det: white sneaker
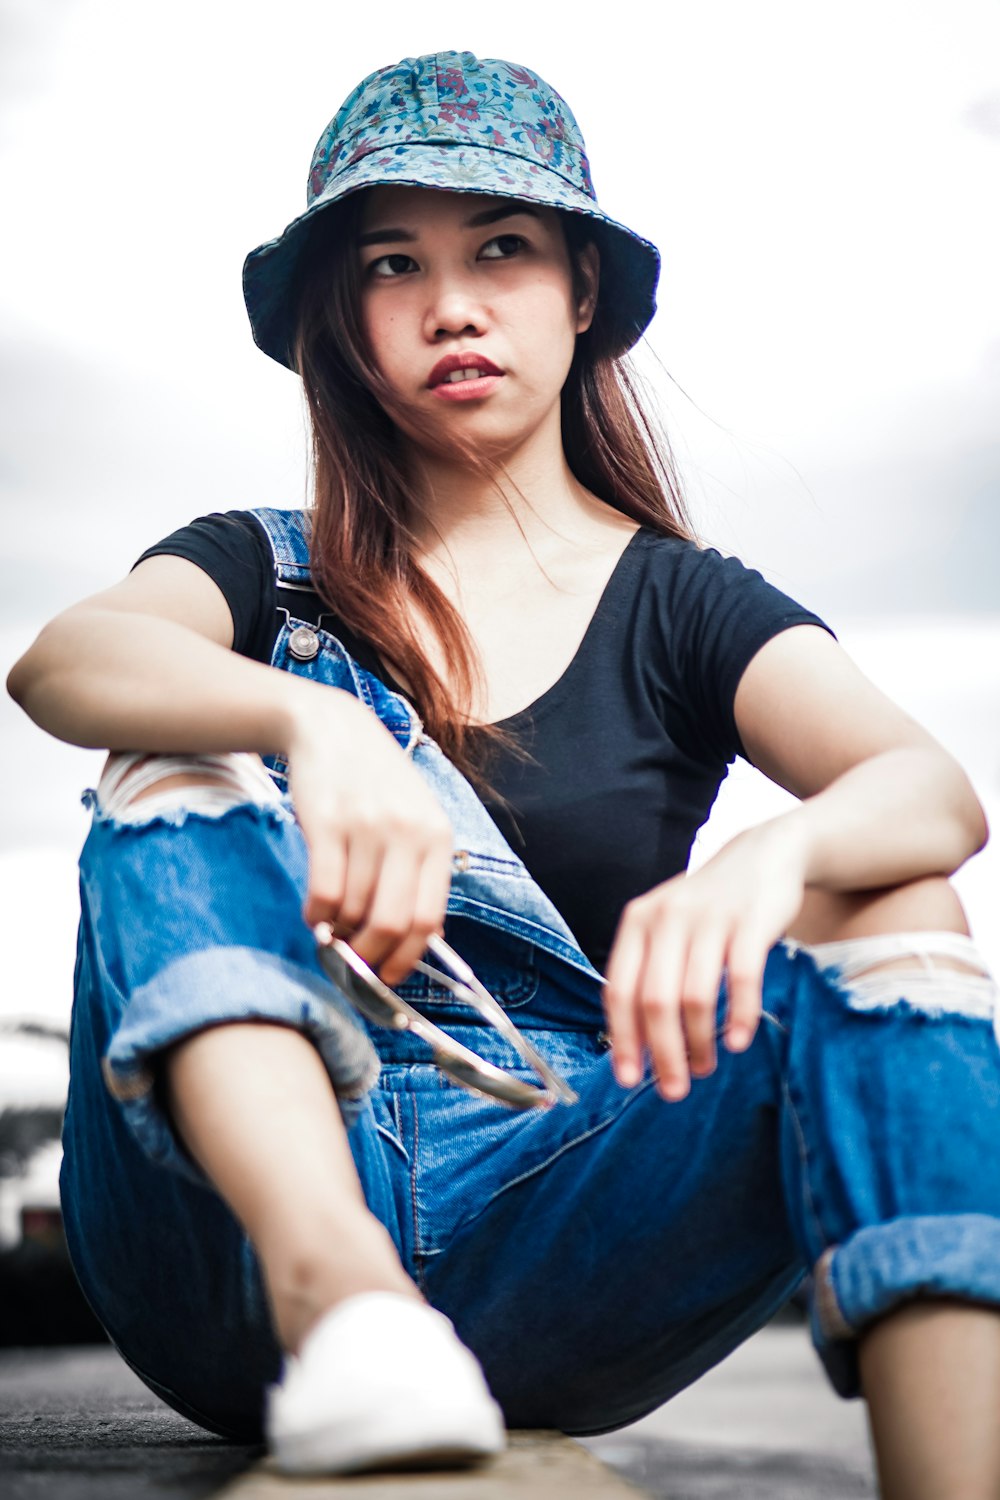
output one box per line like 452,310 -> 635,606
265,1291 -> 507,1475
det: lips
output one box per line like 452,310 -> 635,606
427,352 -> 504,389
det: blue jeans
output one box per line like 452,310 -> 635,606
60,753 -> 1000,1443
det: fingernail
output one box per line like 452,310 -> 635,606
726,1026 -> 750,1051
616,1060 -> 640,1087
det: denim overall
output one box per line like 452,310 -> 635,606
60,507 -> 1000,1443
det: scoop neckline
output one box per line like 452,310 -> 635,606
360,525 -> 653,727
484,525 -> 651,731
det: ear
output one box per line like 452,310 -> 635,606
575,242 -> 601,334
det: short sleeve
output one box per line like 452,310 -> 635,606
665,543 -> 837,767
132,510 -> 277,663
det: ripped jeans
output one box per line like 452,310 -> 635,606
60,751 -> 1000,1443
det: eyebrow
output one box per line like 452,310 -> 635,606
356,201 -> 541,247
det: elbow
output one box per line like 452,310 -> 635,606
7,619 -> 66,723
912,747 -> 990,874
968,792 -> 990,859
948,762 -> 990,868
6,638 -> 42,711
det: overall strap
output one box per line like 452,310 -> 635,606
243,504 -> 415,742
246,506 -> 313,586
242,512 -> 602,987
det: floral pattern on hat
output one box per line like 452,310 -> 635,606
307,52 -> 595,206
245,49 -> 658,369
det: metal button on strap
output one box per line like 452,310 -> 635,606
288,626 -> 320,661
452,849 -> 471,872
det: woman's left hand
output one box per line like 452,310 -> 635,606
602,815 -> 811,1099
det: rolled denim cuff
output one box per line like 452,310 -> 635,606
102,944 -> 381,1189
811,1213 -> 1000,1396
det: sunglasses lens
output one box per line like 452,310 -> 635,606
317,932 -> 566,1109
319,945 -> 402,1028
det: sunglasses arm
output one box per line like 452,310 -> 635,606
419,937 -> 578,1106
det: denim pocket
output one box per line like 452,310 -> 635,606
394,928 -> 540,1013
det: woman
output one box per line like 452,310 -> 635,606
7,49 -> 1000,1497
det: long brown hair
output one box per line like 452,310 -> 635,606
292,193 -> 698,798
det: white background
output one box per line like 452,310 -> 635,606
2,0 -> 998,1023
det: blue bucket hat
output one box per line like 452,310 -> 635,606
242,50 -> 661,369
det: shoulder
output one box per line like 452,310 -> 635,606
629,527 -> 837,758
132,508 -> 285,664
628,528 -> 752,606
633,528 -> 752,571
135,508 -> 272,570
632,529 -> 827,623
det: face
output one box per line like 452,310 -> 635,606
355,185 -> 598,461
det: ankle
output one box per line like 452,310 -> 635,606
264,1218 -> 423,1353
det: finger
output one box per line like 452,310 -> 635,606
303,829 -> 350,929
335,825 -> 384,937
377,838 -> 453,987
602,917 -> 648,1088
635,926 -> 690,1101
350,837 -> 419,973
678,929 -> 728,1077
723,933 -> 768,1051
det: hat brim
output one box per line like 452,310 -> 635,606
243,142 -> 660,369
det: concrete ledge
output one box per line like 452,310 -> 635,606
211,1430 -> 655,1498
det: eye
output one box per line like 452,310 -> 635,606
367,253 -> 418,278
479,234 -> 527,260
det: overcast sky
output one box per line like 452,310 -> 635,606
2,0 -> 999,998
2,0 -> 998,610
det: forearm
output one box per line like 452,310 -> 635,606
775,747 -> 989,892
6,608 -> 352,755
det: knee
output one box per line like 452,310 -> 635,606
787,875 -> 971,946
96,751 -> 280,822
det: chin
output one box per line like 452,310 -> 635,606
409,409 -> 544,467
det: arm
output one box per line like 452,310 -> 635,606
6,554 -> 333,755
603,623 -> 989,1097
732,623 -> 989,888
7,555 -> 454,985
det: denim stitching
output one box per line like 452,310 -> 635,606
395,958 -> 539,1010
780,1075 -> 828,1254
420,1075 -> 659,1258
453,851 -> 534,874
419,1015 -> 809,1261
445,893 -> 595,961
409,1095 -> 430,1295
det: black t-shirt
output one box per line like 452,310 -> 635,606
135,510 -> 836,974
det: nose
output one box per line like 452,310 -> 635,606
422,270 -> 487,343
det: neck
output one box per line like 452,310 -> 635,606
404,407 -> 612,570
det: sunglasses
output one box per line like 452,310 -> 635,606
314,924 -> 579,1110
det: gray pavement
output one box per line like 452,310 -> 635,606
0,1326 -> 878,1499
0,1344 -> 257,1499
580,1325 -> 877,1497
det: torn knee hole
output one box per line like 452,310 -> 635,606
95,751 -> 281,822
849,954 -> 991,981
801,931 -> 993,983
121,764 -> 226,808
828,957 -> 996,1021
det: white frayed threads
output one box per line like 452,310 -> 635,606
94,751 -> 284,824
797,931 -> 998,1023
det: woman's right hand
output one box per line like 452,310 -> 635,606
286,691 -> 455,988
